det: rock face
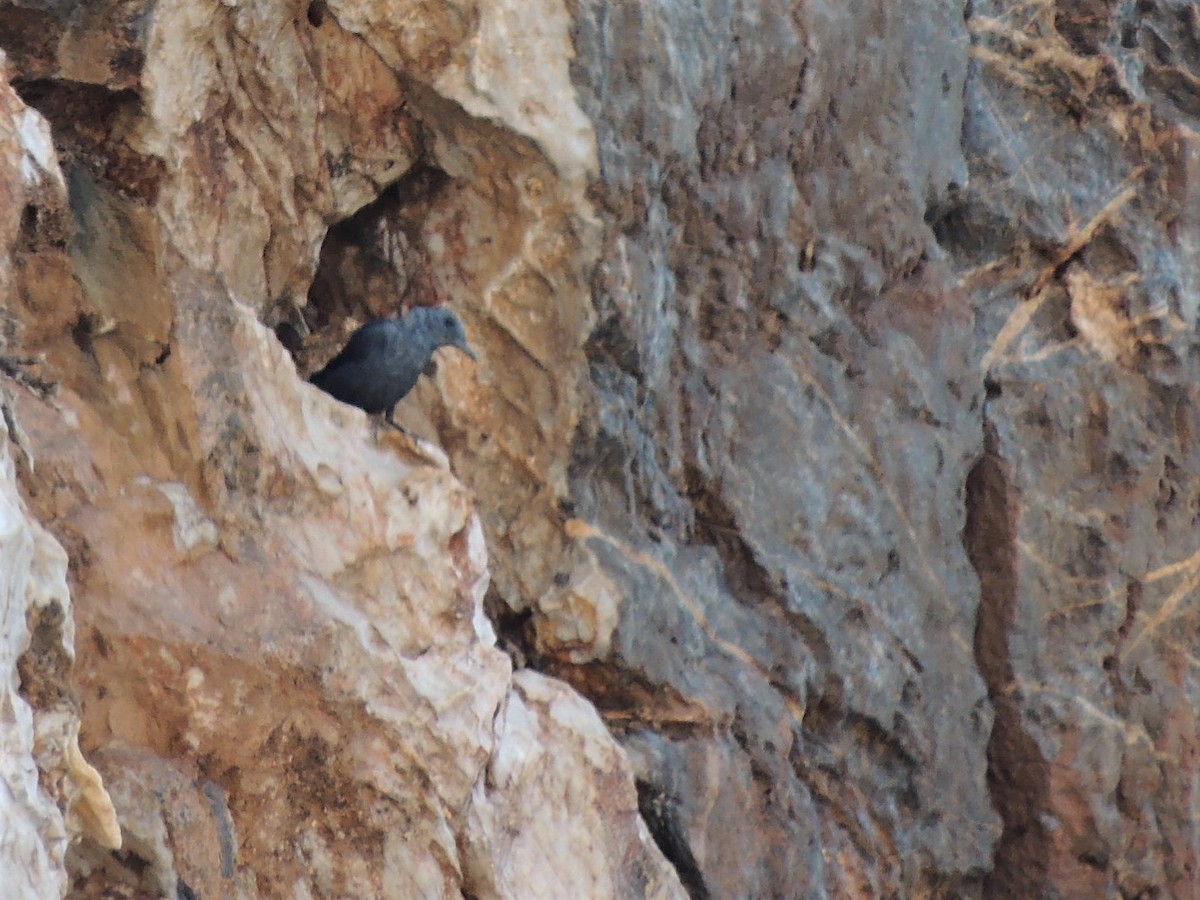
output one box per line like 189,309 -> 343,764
0,1 -> 675,896
0,0 -> 1196,898
0,74 -> 121,900
955,4 -> 1200,896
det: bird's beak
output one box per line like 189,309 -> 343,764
456,340 -> 478,361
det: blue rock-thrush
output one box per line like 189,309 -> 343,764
310,306 -> 477,433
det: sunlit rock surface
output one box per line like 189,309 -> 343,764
0,0 -> 1198,896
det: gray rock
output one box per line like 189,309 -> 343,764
564,1 -> 994,895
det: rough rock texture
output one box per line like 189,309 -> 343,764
0,1 -> 676,896
562,3 -> 994,897
0,74 -> 121,900
954,3 -> 1200,896
0,0 -> 1198,897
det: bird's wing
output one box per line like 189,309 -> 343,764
319,320 -> 397,370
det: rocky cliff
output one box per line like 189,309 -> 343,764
1,0 -> 1197,897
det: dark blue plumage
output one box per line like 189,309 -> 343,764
310,306 -> 476,431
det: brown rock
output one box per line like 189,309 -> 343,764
0,1 -> 678,896
0,70 -> 119,899
2,0 -> 1199,896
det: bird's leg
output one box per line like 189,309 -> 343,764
384,407 -> 411,436
379,407 -> 447,466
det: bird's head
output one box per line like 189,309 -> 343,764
420,306 -> 478,361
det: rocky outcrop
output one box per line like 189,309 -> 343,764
0,75 -> 120,900
0,0 -> 676,895
558,2 -> 998,894
953,3 -> 1200,895
1,0 -> 1198,897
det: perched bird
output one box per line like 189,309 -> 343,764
310,306 -> 477,433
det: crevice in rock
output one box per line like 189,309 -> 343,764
12,80 -> 162,204
306,1 -> 328,28
686,471 -> 773,599
16,599 -> 76,712
484,584 -> 534,670
0,7 -> 65,77
539,657 -> 715,737
296,163 -> 452,373
583,313 -> 646,381
965,420 -> 1051,897
68,843 -> 164,898
568,361 -> 695,545
635,779 -> 710,900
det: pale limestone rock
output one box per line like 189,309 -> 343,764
144,480 -> 220,557
461,671 -> 686,900
61,740 -> 121,851
0,74 -> 120,899
303,0 -> 603,621
0,3 -> 678,898
2,410 -> 122,872
0,423 -> 71,899
431,0 -> 598,184
536,553 -> 623,663
16,105 -> 60,188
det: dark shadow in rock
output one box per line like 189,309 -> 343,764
636,779 -> 710,900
